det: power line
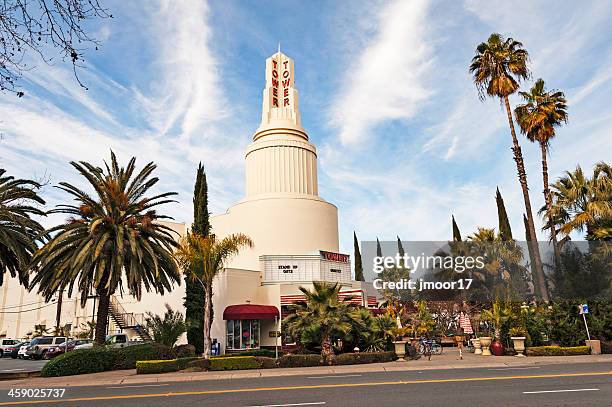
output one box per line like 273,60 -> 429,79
0,301 -> 58,314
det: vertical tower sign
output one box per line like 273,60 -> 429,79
260,51 -> 301,129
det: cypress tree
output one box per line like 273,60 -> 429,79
376,237 -> 382,257
354,231 -> 364,281
496,187 -> 513,241
184,163 -> 211,354
452,215 -> 462,242
397,236 -> 405,257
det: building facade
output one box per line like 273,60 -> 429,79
0,50 -> 379,353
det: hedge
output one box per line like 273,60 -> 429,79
228,349 -> 279,357
278,354 -> 323,368
41,343 -> 174,377
173,344 -> 196,358
136,357 -> 199,374
335,352 -> 397,365
209,356 -> 261,371
525,346 -> 591,356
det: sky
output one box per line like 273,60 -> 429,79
0,0 -> 610,258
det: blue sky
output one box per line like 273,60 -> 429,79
0,0 -> 610,257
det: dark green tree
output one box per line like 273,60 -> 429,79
184,163 -> 211,354
376,238 -> 382,257
496,187 -> 513,241
353,231 -> 364,281
452,215 -> 462,242
397,236 -> 405,257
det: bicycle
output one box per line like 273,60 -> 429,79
417,337 -> 442,360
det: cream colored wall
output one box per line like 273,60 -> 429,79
211,196 -> 339,271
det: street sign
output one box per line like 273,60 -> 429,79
579,304 -> 589,314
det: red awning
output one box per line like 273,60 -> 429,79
223,304 -> 280,320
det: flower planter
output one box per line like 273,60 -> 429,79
393,341 -> 407,358
479,336 -> 492,356
511,336 -> 526,357
471,338 -> 482,355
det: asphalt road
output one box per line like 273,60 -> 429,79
0,361 -> 610,406
0,358 -> 47,374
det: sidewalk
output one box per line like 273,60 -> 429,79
1,351 -> 610,389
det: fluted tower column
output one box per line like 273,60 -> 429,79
245,51 -> 319,198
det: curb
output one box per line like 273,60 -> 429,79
0,371 -> 41,381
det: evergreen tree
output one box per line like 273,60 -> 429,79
397,236 -> 405,257
452,215 -> 462,242
184,163 -> 211,354
376,238 -> 382,257
353,231 -> 364,282
496,187 -> 513,241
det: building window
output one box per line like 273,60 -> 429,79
226,320 -> 260,350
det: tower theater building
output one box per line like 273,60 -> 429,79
0,50 -> 379,353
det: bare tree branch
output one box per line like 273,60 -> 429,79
0,0 -> 111,96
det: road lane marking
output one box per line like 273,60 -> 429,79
488,367 -> 541,371
0,369 -> 26,372
523,388 -> 600,394
248,402 -> 326,407
106,384 -> 169,389
0,371 -> 610,405
306,375 -> 362,379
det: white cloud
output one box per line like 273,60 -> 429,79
330,0 -> 434,145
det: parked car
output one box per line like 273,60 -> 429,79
4,341 -> 29,359
25,337 -> 68,360
44,339 -> 93,359
75,333 -> 144,350
0,339 -> 20,358
17,342 -> 30,359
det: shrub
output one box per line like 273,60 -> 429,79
112,343 -> 174,370
255,356 -> 278,368
209,356 -> 262,371
278,354 -> 323,368
41,348 -> 114,377
136,357 -> 199,374
229,349 -> 279,357
173,344 -> 196,358
186,358 -> 211,371
136,360 -> 180,374
335,352 -> 397,365
525,346 -> 591,356
41,343 -> 176,377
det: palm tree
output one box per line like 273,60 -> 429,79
470,33 -> 549,301
546,162 -> 612,239
175,233 -> 253,359
515,79 -> 568,268
0,169 -> 45,287
283,281 -> 359,362
144,304 -> 187,347
481,300 -> 510,340
30,152 -> 181,345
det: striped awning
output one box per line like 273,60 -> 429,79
281,289 -> 365,306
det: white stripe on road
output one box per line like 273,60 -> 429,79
247,403 -> 326,407
106,384 -> 170,389
306,374 -> 362,379
0,368 -> 26,372
523,388 -> 599,394
489,367 -> 541,371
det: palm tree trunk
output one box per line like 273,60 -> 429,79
321,332 -> 333,364
202,284 -> 212,359
503,95 -> 549,302
540,142 -> 561,272
94,291 -> 110,345
55,290 -> 63,330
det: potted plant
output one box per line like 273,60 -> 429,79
481,301 -> 509,356
471,335 -> 482,354
392,326 -> 410,358
509,326 -> 527,357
